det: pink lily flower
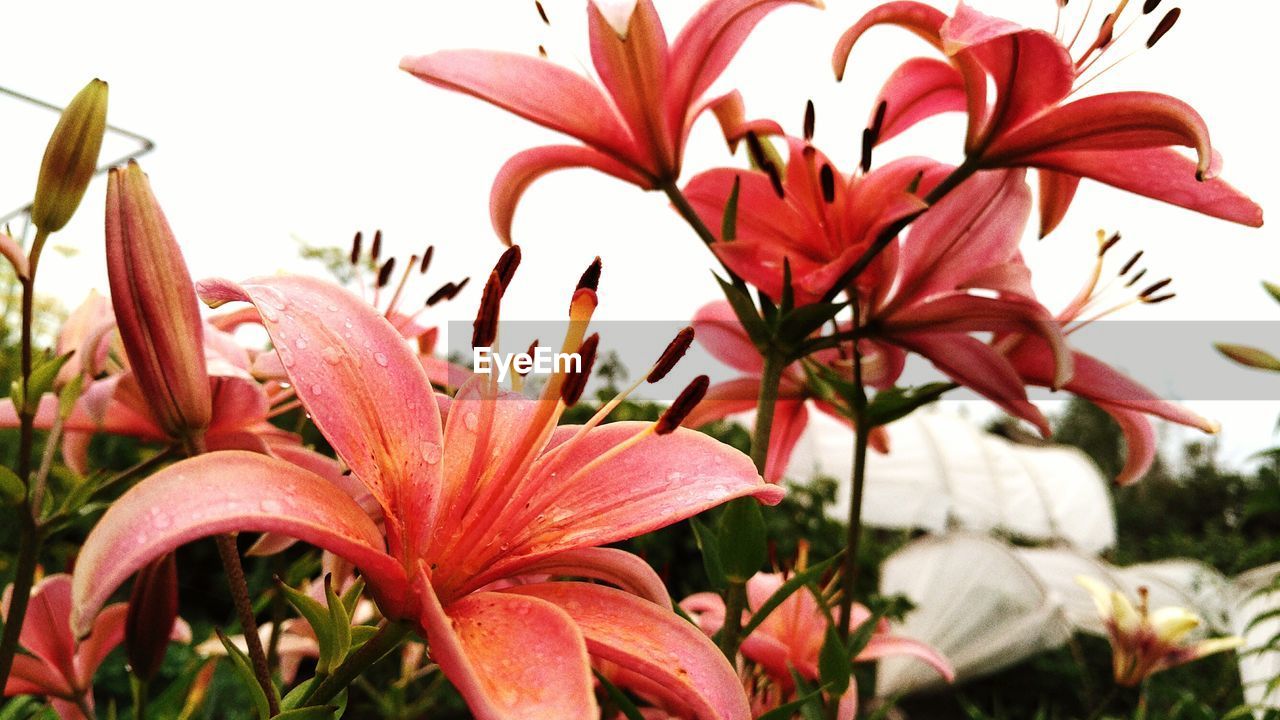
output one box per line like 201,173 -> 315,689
682,572 -> 954,719
682,300 -> 890,483
2,574 -> 188,720
685,137 -> 1072,436
70,268 -> 783,720
998,231 -> 1217,484
834,1 -> 1263,236
400,0 -> 821,243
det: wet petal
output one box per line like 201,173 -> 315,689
499,547 -> 670,607
872,57 -> 967,145
833,1 -> 947,81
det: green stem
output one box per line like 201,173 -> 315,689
837,302 -> 870,640
1085,685 -> 1120,720
750,352 -> 786,474
717,580 -> 748,660
214,533 -> 279,716
0,228 -> 48,692
305,621 -> 413,706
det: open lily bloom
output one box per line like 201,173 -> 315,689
1077,576 -> 1243,687
2,575 -> 189,720
400,0 -> 820,243
1000,231 -> 1217,484
70,265 -> 782,720
686,137 -> 1071,437
683,300 -> 889,482
682,572 -> 954,719
834,1 -> 1263,235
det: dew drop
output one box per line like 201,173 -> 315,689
260,499 -> 283,513
422,442 -> 442,464
464,412 -> 479,431
322,346 -> 343,365
278,348 -> 296,368
374,351 -> 389,367
294,337 -> 309,350
310,384 -> 324,396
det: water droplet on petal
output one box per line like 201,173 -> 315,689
260,499 -> 283,513
322,346 -> 342,365
464,412 -> 479,431
294,337 -> 308,350
310,384 -> 324,396
422,442 -> 442,464
374,351 -> 389,367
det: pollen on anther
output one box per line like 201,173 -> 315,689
577,257 -> 603,292
648,326 -> 695,383
376,258 -> 397,288
656,375 -> 710,435
1146,7 -> 1180,48
472,271 -> 503,348
349,231 -> 363,266
494,245 -> 522,291
560,333 -> 600,405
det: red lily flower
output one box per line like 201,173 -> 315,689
682,571 -> 954,719
71,271 -> 782,720
684,137 -> 1071,435
2,575 -> 188,720
834,1 -> 1263,236
400,0 -> 821,243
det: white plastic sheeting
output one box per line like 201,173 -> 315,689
1232,563 -> 1280,714
786,410 -> 1117,553
875,534 -> 1259,699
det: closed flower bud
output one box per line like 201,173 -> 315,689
32,79 -> 109,233
125,553 -> 179,681
106,162 -> 212,444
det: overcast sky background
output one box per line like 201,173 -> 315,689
1,0 -> 1276,465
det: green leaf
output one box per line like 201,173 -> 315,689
690,517 -> 726,590
819,626 -> 852,695
780,302 -> 846,350
756,686 -> 829,720
1215,343 -> 1280,372
594,670 -> 646,720
0,466 -> 26,505
58,373 -> 85,421
273,707 -> 341,720
714,274 -> 770,351
215,629 -> 274,720
742,553 -> 843,639
325,574 -> 353,665
277,579 -> 338,674
865,383 -> 955,426
779,258 -> 794,315
721,176 -> 741,242
846,607 -> 886,659
789,669 -> 826,720
340,578 -> 366,617
717,497 -> 767,583
25,351 -> 74,412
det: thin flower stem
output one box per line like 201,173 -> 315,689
29,406 -> 66,514
837,302 -> 870,640
305,621 -> 414,706
750,352 -> 786,474
717,581 -> 749,660
0,228 -> 49,691
660,180 -> 718,248
214,534 -> 279,716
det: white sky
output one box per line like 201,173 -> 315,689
1,0 -> 1276,465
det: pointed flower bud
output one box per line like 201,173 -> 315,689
32,79 -> 109,233
106,162 -> 212,443
125,553 -> 180,681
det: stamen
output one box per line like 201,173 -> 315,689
472,271 -> 503,349
349,231 -> 363,266
535,0 -> 549,25
655,375 -> 710,435
384,254 -> 419,319
577,256 -> 603,292
648,326 -> 695,383
803,100 -> 816,142
861,101 -> 888,173
1125,268 -> 1148,287
1139,277 -> 1172,298
1098,231 -> 1121,256
1146,8 -> 1180,48
820,164 -> 837,204
517,339 -> 539,378
370,229 -> 383,263
560,333 -> 600,406
1143,0 -> 1161,14
538,45 -> 548,58
420,245 -> 434,274
764,162 -> 785,199
376,257 -> 397,288
1143,292 -> 1176,304
1120,250 -> 1143,275
494,245 -> 522,291
427,282 -> 456,307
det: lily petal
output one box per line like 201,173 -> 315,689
20,576 -> 77,682
668,0 -> 822,132
857,633 -> 956,682
833,1 -> 947,81
415,570 -> 597,720
763,399 -> 808,483
5,655 -> 74,698
75,604 -> 130,688
196,275 -> 444,559
399,50 -> 637,161
499,547 -> 671,607
693,301 -> 764,374
491,144 -> 653,245
873,57 -> 967,145
71,451 -> 405,637
682,377 -> 764,430
1036,169 -> 1080,238
589,0 -> 674,173
507,582 -> 752,720
1013,147 -> 1263,227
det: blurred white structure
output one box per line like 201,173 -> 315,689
1232,563 -> 1280,714
874,533 -> 1276,714
787,410 -> 1117,553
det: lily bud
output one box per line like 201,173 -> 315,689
106,162 -> 212,443
32,79 -> 109,233
125,553 -> 179,681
